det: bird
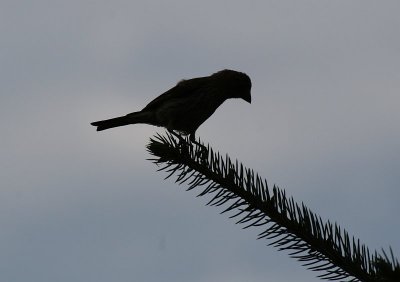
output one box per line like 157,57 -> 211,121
91,69 -> 252,141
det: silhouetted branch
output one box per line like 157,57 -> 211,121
146,132 -> 399,282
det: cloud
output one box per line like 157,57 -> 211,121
1,1 -> 399,281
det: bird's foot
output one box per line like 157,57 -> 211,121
196,146 -> 208,163
168,131 -> 207,161
189,137 -> 208,162
168,130 -> 192,153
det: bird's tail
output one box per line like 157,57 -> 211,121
91,111 -> 153,131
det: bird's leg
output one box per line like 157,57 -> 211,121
189,133 -> 208,161
189,133 -> 202,146
168,130 -> 193,155
167,130 -> 207,161
168,129 -> 186,144
168,129 -> 185,141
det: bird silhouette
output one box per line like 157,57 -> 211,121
91,69 -> 251,141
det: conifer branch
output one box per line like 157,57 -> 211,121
146,132 -> 399,282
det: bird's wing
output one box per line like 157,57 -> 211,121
142,77 -> 208,111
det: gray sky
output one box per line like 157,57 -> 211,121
1,1 -> 399,281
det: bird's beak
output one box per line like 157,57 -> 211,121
243,94 -> 251,104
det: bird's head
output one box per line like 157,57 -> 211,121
213,69 -> 252,103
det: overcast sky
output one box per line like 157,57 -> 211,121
1,1 -> 399,281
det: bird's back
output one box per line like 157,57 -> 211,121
142,77 -> 209,112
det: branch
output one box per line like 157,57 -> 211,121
146,132 -> 399,282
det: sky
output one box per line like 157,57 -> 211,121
1,1 -> 399,281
